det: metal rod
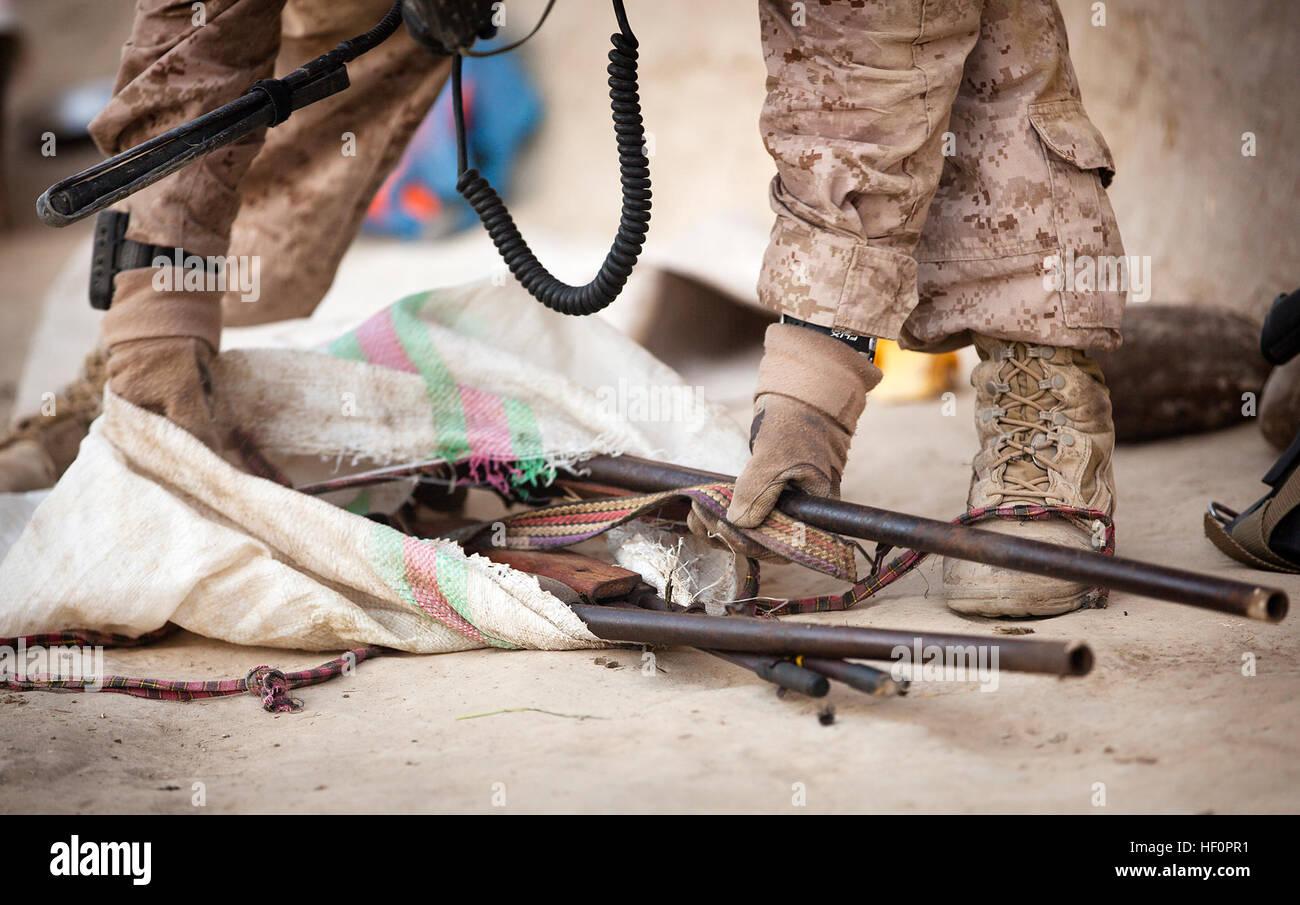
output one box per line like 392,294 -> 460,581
571,455 -> 1289,624
797,656 -> 905,696
619,589 -> 861,698
570,604 -> 1092,677
706,650 -> 829,697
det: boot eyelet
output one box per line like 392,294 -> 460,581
986,380 -> 1010,394
1058,432 -> 1076,447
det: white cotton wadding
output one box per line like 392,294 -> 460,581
605,520 -> 741,615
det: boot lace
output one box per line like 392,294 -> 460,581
980,344 -> 1072,505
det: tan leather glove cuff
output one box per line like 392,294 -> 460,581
755,323 -> 882,432
102,268 -> 222,353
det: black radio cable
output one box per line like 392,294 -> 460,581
451,0 -> 651,316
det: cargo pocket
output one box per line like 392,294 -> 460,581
1029,99 -> 1126,330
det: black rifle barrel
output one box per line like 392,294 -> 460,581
38,93 -> 276,227
34,0 -> 406,226
798,656 -> 903,696
571,455 -> 1288,624
36,62 -> 350,227
706,650 -> 829,697
571,604 -> 1091,677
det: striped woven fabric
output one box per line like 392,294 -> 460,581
323,292 -> 551,498
0,626 -> 379,713
1,625 -> 179,648
451,482 -> 861,583
454,489 -> 1115,617
370,522 -> 516,650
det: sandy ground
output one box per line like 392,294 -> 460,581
2,396 -> 1296,814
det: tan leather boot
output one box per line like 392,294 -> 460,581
0,349 -> 107,492
943,336 -> 1116,617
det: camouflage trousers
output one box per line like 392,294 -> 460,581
90,0 -> 450,351
757,0 -> 1126,352
92,0 -> 1123,355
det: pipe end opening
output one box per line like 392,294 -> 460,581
1067,643 -> 1094,676
1265,591 -> 1289,623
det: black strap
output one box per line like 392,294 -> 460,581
89,210 -> 219,310
779,313 -> 878,360
250,77 -> 293,127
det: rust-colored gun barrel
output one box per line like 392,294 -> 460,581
571,455 -> 1288,624
570,604 -> 1091,677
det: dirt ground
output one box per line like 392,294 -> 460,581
2,389 -> 1296,814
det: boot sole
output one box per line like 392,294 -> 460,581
945,590 -> 1090,618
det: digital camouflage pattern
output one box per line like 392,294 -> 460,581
89,0 -> 450,349
90,0 -> 1124,355
757,0 -> 1126,353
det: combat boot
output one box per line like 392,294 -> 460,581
0,349 -> 107,492
943,335 -> 1116,617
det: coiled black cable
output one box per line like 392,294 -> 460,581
452,0 -> 651,316
330,0 -> 404,64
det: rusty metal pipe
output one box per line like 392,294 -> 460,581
570,604 -> 1092,677
607,591 -> 831,696
618,589 -> 861,697
571,455 -> 1288,624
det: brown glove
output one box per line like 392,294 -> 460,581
107,336 -> 220,449
689,323 -> 882,558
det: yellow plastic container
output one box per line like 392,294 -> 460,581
871,340 -> 959,403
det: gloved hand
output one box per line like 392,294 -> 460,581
689,323 -> 882,558
107,336 -> 220,449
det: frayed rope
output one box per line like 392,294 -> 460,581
0,625 -> 380,714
